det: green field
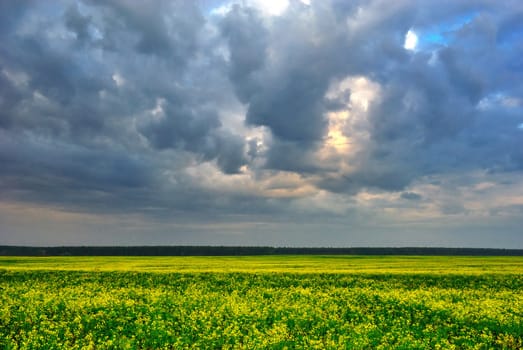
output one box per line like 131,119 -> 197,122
1,256 -> 522,349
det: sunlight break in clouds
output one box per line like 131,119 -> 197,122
404,29 -> 418,50
322,76 -> 380,158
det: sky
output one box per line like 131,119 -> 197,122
1,0 -> 522,248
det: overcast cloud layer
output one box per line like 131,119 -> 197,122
1,0 -> 522,247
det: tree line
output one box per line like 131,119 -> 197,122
1,246 -> 522,256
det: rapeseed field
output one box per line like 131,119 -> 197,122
1,256 -> 522,349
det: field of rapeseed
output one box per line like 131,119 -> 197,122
0,256 -> 522,349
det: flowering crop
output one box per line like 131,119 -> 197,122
0,256 -> 522,349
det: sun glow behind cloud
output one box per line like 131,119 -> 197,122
404,29 -> 418,50
210,0 -> 310,17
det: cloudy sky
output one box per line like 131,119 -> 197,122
1,0 -> 522,247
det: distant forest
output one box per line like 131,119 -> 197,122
1,246 -> 522,256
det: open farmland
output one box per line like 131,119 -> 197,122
1,256 -> 522,349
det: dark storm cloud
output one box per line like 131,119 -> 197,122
64,4 -> 92,44
138,103 -> 247,174
83,0 -> 204,62
1,0 -> 523,248
220,5 -> 332,149
0,132 -> 149,191
0,1 -> 30,34
0,69 -> 22,129
263,141 -> 320,173
4,38 -> 76,106
318,159 -> 417,195
220,5 -> 268,104
0,129 -> 156,217
220,3 -> 334,154
0,0 -> 250,213
138,102 -> 221,151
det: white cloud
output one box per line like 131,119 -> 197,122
478,94 -> 522,110
112,73 -> 125,87
209,3 -> 233,16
